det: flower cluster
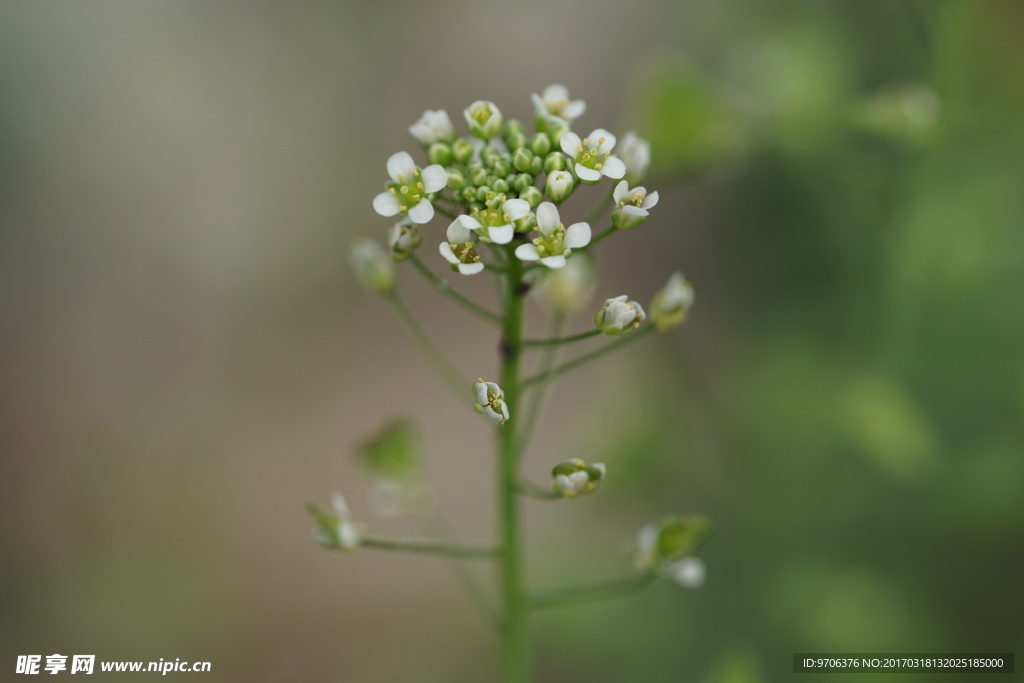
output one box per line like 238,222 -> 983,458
550,459 -> 606,498
363,85 -> 655,275
634,515 -> 713,588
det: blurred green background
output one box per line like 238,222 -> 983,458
1,1 -> 1022,681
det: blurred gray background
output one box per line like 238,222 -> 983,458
2,1 -> 1022,681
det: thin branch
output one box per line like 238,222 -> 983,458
580,225 -> 617,252
360,535 -> 500,560
584,185 -> 616,226
409,253 -> 502,325
516,478 -> 562,501
531,572 -> 657,610
522,328 -> 599,348
386,295 -> 471,406
521,326 -> 655,390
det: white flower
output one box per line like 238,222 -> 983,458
551,459 -> 606,498
650,272 -> 695,330
409,109 -> 456,145
610,180 -> 659,230
473,379 -> 509,423
533,253 -> 596,313
349,238 -> 395,295
531,84 -> 586,125
618,131 -> 651,183
387,220 -> 421,261
663,557 -> 705,589
545,170 -> 575,203
331,493 -> 363,550
560,128 -> 626,183
373,151 -> 448,224
514,202 -> 591,269
464,100 -> 503,139
594,295 -> 646,336
458,195 -> 531,245
439,218 -> 485,275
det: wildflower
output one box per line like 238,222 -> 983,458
650,272 -> 695,330
388,221 -> 421,261
594,295 -> 646,336
460,195 -> 531,245
531,84 -> 586,125
551,459 -> 606,498
514,202 -> 591,269
373,152 -> 448,224
439,219 -> 485,275
473,379 -> 509,423
618,131 -> 651,183
610,180 -> 659,230
634,516 -> 713,571
560,128 -> 626,183
331,493 -> 363,550
409,109 -> 457,145
349,238 -> 395,295
464,100 -> 503,139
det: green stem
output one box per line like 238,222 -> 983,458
522,326 -> 654,390
360,535 -> 499,560
531,572 -> 657,610
434,204 -> 457,220
516,478 -> 562,501
409,253 -> 502,325
499,243 -> 530,682
386,295 -> 471,406
522,328 -> 598,348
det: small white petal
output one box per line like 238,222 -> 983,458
562,101 -> 586,120
386,151 -> 417,183
407,200 -> 434,224
554,474 -> 574,494
458,262 -> 485,275
488,224 -> 514,245
543,84 -> 570,102
515,243 -> 540,261
455,214 -> 481,232
575,164 -> 601,182
636,524 -> 657,553
643,191 -> 659,209
613,180 -> 630,204
331,492 -> 351,518
535,202 -> 560,233
609,295 -> 629,304
474,381 -> 489,405
530,93 -> 546,116
540,255 -> 567,269
500,402 -> 509,421
502,198 -> 530,221
565,222 -> 592,249
439,242 -> 460,265
373,192 -> 401,217
568,471 -> 590,489
601,155 -> 626,179
670,558 -> 706,588
621,205 -> 649,220
560,131 -> 582,157
483,406 -> 503,422
421,165 -> 448,193
589,129 -> 617,152
338,521 -> 361,549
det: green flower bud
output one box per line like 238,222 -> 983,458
650,272 -> 695,331
529,156 -> 544,176
492,178 -> 510,194
349,238 -> 395,295
464,100 -> 503,139
537,115 -> 568,146
550,458 -> 606,498
452,137 -> 474,164
512,173 -> 534,193
513,148 -> 534,173
461,186 -> 477,203
545,170 -> 575,203
505,130 -> 527,151
470,167 -> 489,187
518,186 -> 543,210
445,167 -> 465,190
544,151 -> 567,174
492,160 -> 511,178
427,142 -> 452,167
654,516 -> 713,561
475,186 -> 492,202
505,118 -> 526,138
530,132 -> 552,157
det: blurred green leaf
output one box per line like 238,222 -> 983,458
354,418 -> 421,480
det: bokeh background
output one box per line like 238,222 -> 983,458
2,1 -> 1022,681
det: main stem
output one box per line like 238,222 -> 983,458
499,245 -> 529,682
